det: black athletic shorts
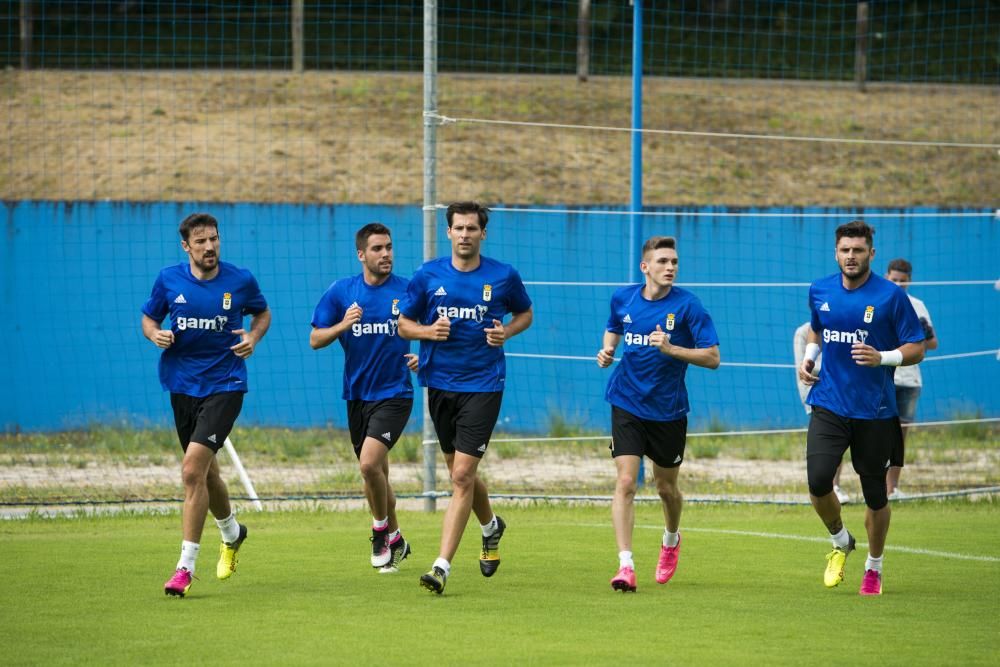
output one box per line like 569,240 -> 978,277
170,391 -> 244,453
609,405 -> 688,469
427,389 -> 503,459
346,397 -> 414,457
806,405 -> 904,475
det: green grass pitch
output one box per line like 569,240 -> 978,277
3,502 -> 998,666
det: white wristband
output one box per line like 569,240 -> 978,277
879,349 -> 903,366
804,343 -> 820,362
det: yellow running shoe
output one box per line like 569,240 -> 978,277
823,533 -> 855,588
479,515 -> 506,577
217,524 -> 248,580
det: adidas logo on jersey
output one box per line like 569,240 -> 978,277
174,294 -> 187,304
820,302 -> 830,311
623,314 -> 633,324
434,286 -> 448,296
382,432 -> 392,440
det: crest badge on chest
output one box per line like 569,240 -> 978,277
863,305 -> 874,323
483,284 -> 492,302
666,313 -> 676,331
391,298 -> 400,316
222,292 -> 232,310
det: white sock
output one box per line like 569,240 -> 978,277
618,550 -> 634,569
865,554 -> 884,573
373,516 -> 388,531
388,529 -> 401,543
480,515 -> 498,537
831,526 -> 851,549
432,557 -> 451,575
177,540 -> 200,573
215,512 -> 240,544
663,530 -> 680,548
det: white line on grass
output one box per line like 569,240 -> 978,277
561,522 -> 1000,563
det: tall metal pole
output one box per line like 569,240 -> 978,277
291,0 -> 304,73
20,0 -> 34,70
577,0 -> 591,82
421,0 -> 439,512
630,0 -> 645,486
630,0 -> 643,275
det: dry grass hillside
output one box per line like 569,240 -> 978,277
1,70 -> 996,206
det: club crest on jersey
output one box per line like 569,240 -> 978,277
666,313 -> 676,331
482,284 -> 492,302
391,298 -> 400,316
863,305 -> 874,323
222,292 -> 232,310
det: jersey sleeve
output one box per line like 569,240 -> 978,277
893,289 -> 925,346
242,272 -> 268,315
398,269 -> 427,321
605,289 -> 624,334
808,284 -> 822,333
141,271 -> 170,323
505,267 -> 532,314
311,282 -> 341,329
686,296 -> 720,348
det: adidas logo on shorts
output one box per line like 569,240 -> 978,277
382,432 -> 392,440
477,444 -> 487,452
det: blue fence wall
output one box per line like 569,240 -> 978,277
2,201 -> 997,433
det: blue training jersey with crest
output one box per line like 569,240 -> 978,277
311,273 -> 414,401
142,262 -> 268,397
398,255 -> 532,392
806,272 -> 924,420
605,284 -> 720,422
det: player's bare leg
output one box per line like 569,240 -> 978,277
205,456 -> 232,521
181,442 -> 216,543
652,462 -> 683,584
359,438 -> 394,530
439,451 -> 488,561
611,455 -> 640,592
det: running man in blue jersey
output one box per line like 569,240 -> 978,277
397,201 -> 533,594
596,236 -> 720,593
310,223 -> 418,573
798,220 -> 924,596
141,213 -> 271,597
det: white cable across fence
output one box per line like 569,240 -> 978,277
428,113 -> 1000,150
505,349 -> 1000,367
523,280 -> 997,288
426,204 -> 999,220
420,417 -> 1000,447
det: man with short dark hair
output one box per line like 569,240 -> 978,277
142,212 -> 271,597
310,223 -> 418,573
597,235 -> 720,593
398,201 -> 533,594
798,220 -> 924,596
884,257 -> 938,497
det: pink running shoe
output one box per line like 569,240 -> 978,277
164,568 -> 193,597
656,534 -> 681,584
610,566 -> 637,593
859,569 -> 882,596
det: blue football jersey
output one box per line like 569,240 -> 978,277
398,256 -> 532,392
806,272 -> 924,419
311,273 -> 413,401
605,285 -> 720,421
142,262 -> 268,397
